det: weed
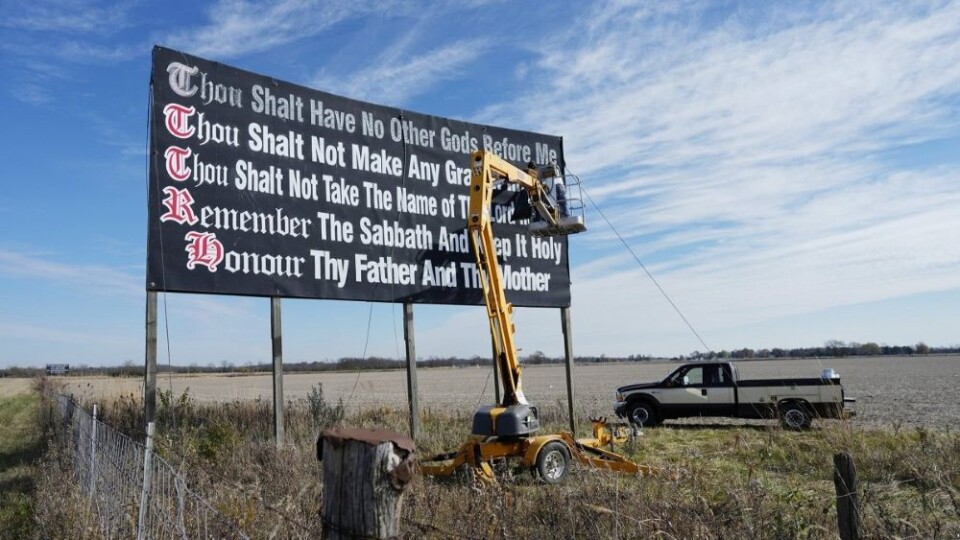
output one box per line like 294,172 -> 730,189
305,384 -> 344,431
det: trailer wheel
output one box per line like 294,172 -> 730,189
780,403 -> 812,430
536,442 -> 570,484
627,401 -> 658,427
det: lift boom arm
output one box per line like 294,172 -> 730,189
467,151 -> 564,407
420,151 -> 660,483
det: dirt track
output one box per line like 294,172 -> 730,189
36,354 -> 959,429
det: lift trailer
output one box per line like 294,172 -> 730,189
421,151 -> 657,483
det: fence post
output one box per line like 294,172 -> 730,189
137,422 -> 156,540
833,452 -> 861,540
318,427 -> 416,539
88,404 -> 98,498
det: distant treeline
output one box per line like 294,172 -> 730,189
686,340 -> 949,361
2,341 -> 956,378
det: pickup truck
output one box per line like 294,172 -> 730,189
614,362 -> 855,429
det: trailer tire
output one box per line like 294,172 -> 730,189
536,442 -> 570,484
627,401 -> 658,427
780,403 -> 812,430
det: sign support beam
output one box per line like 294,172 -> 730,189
271,297 -> 284,446
403,303 -> 419,439
144,291 -> 157,425
561,306 -> 576,434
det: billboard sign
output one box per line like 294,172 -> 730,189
148,46 -> 571,307
46,364 -> 70,375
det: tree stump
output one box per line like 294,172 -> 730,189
318,427 -> 416,539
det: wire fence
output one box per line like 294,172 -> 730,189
54,394 -> 250,539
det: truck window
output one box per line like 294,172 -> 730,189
703,365 -> 720,386
702,365 -> 732,386
683,366 -> 704,386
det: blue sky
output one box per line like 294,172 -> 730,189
1,0 -> 958,368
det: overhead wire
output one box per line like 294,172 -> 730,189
568,165 -> 713,353
476,368 -> 494,407
346,110 -> 411,411
344,302 -> 376,408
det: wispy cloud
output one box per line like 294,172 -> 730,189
456,1 -> 960,354
0,248 -> 142,296
10,83 -> 53,105
487,3 -> 960,173
312,39 -> 488,105
0,53 -> 70,105
0,321 -> 122,347
0,0 -> 140,106
164,0 -> 389,59
1,0 -> 134,33
0,248 -> 268,365
0,247 -> 261,322
165,0 -> 485,105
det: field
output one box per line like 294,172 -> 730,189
47,355 -> 960,429
4,356 -> 960,538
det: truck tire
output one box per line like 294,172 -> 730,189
780,403 -> 812,430
536,441 -> 570,484
627,401 -> 658,427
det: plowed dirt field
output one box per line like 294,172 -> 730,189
41,354 -> 960,429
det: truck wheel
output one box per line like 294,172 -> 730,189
536,441 -> 570,484
627,402 -> 658,427
780,403 -> 812,430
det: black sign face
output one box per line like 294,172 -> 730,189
148,46 -> 570,307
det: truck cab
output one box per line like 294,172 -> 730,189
655,362 -> 738,417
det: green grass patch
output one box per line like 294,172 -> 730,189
0,391 -> 41,538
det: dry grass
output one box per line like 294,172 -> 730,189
30,384 -> 960,539
0,378 -> 38,397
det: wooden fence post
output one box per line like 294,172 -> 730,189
318,427 -> 416,539
88,404 -> 98,498
833,452 -> 861,540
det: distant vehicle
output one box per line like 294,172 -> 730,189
614,362 -> 855,430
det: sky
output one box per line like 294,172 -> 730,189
1,0 -> 958,368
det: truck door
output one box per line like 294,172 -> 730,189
704,364 -> 736,416
657,365 -> 710,416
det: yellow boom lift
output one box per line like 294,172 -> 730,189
421,151 -> 656,483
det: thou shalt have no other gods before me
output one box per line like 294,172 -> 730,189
147,47 -> 572,307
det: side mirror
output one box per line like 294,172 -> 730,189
682,376 -> 690,386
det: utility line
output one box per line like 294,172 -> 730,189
574,173 -> 713,353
